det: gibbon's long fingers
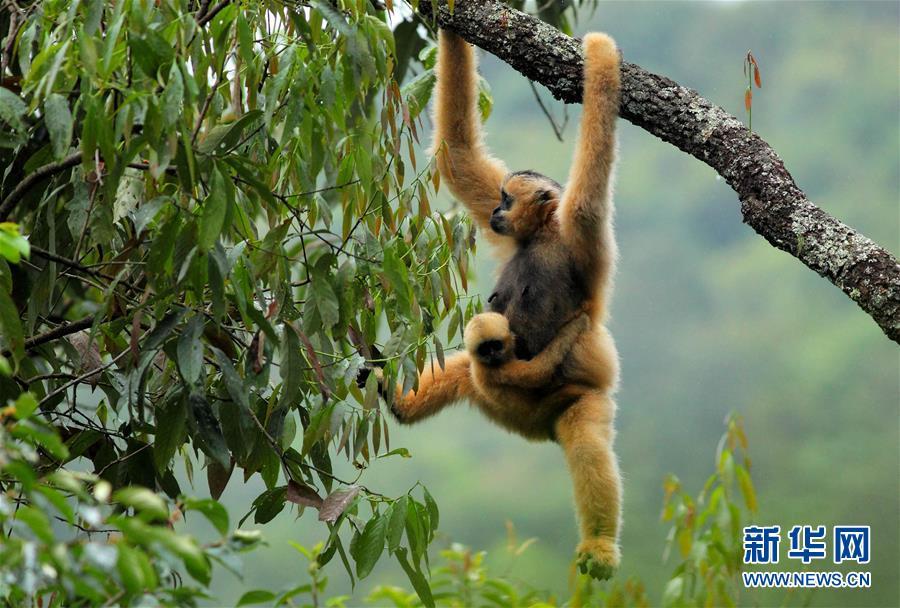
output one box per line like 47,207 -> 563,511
554,391 -> 622,568
391,352 -> 474,424
433,30 -> 512,254
558,33 -> 621,276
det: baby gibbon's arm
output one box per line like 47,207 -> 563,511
491,314 -> 591,388
558,34 -> 621,276
433,30 -> 511,251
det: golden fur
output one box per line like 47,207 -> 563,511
389,30 -> 623,578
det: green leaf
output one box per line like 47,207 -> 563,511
401,69 -> 436,120
16,505 -> 54,543
183,497 -> 229,536
662,575 -> 684,607
379,448 -> 412,458
187,392 -> 231,468
131,196 -> 167,235
161,63 -> 184,130
423,488 -> 439,534
237,590 -> 276,606
35,485 -> 75,524
405,500 -> 426,567
311,275 -> 340,331
10,421 -> 69,461
163,530 -> 211,584
0,276 -> 24,362
736,466 -> 757,513
477,76 -> 494,122
153,394 -> 187,472
198,110 -> 263,155
387,495 -> 407,553
383,245 -> 412,314
114,487 -> 169,522
176,315 -> 205,386
116,544 -> 145,594
253,487 -> 287,524
129,31 -> 174,78
210,346 -> 254,461
0,87 -> 27,132
198,168 -> 229,251
12,392 -> 39,420
395,547 -> 434,608
351,512 -> 388,578
278,324 -> 305,411
44,93 -> 74,159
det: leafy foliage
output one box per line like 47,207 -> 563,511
230,415 -> 764,607
0,391 -> 266,605
0,0 -> 498,603
0,0 -> 602,602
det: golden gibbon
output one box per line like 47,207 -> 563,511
385,30 -> 622,579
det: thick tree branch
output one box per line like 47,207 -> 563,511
421,0 -> 900,344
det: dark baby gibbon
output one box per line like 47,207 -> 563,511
387,30 -> 623,579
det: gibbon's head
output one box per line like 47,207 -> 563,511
464,313 -> 514,367
490,170 -> 562,241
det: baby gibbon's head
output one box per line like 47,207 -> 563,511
490,170 -> 562,241
464,313 -> 514,367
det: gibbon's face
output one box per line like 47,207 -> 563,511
491,171 -> 561,240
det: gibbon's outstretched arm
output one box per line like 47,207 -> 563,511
558,34 -> 621,280
433,30 -> 512,254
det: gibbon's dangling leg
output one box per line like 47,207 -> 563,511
433,30 -> 514,258
390,352 -> 476,424
554,390 -> 622,580
559,32 -> 622,316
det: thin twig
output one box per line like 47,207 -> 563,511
30,245 -> 115,281
97,443 -> 152,476
1,7 -> 18,77
528,80 -> 567,142
23,316 -> 94,352
39,349 -> 129,406
197,1 -> 230,27
0,152 -> 82,221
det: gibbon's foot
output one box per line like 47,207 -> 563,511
357,367 -> 407,423
389,400 -> 409,424
576,537 -> 620,581
355,365 -> 373,389
355,365 -> 390,403
464,312 -> 514,366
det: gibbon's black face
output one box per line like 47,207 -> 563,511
491,171 -> 562,239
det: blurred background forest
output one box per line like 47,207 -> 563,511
180,1 -> 898,606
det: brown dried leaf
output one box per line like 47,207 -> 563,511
68,330 -> 103,386
318,485 -> 361,523
207,458 -> 235,501
287,480 -> 324,509
295,325 -> 329,401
